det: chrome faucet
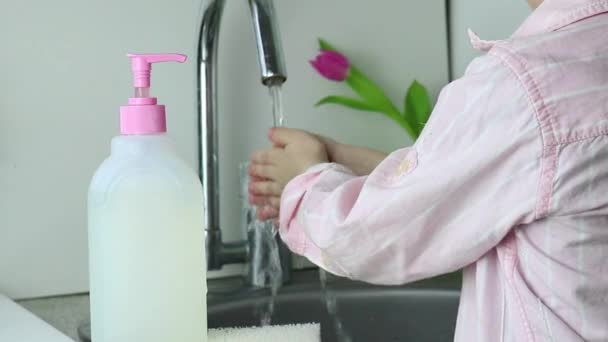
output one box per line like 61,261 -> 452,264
197,0 -> 291,287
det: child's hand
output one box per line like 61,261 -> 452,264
249,128 -> 329,220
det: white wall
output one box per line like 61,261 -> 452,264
218,0 -> 449,244
449,0 -> 531,78
0,0 -> 201,299
0,0 -> 449,299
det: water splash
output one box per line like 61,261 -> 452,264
252,216 -> 282,326
320,269 -> 353,342
239,164 -> 283,326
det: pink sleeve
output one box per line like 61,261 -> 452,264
279,55 -> 544,285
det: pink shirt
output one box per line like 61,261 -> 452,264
278,1 -> 608,341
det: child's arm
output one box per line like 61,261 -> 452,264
248,133 -> 387,220
319,136 -> 387,176
275,55 -> 542,285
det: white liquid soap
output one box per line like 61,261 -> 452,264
87,53 -> 207,342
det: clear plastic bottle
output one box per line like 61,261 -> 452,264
87,53 -> 207,342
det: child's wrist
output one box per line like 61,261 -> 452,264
324,138 -> 340,164
313,134 -> 339,163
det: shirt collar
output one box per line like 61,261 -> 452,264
512,0 -> 608,37
468,0 -> 608,51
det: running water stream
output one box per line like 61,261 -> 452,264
319,269 -> 353,341
256,85 -> 351,340
269,84 -> 285,127
246,84 -> 286,326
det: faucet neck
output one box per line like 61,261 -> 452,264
197,0 -> 289,281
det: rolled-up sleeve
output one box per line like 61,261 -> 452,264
279,55 -> 543,285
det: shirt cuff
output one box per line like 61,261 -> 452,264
277,162 -> 350,255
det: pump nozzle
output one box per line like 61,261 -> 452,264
120,53 -> 187,135
127,53 -> 187,88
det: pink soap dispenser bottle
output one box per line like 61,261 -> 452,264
87,53 -> 208,342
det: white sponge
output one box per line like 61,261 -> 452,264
209,323 -> 320,342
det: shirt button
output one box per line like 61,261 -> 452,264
395,159 -> 411,176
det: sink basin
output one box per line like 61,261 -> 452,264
78,272 -> 460,342
208,285 -> 460,342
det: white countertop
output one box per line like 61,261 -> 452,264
16,294 -> 90,341
1,293 -> 85,341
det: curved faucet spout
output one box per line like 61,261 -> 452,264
197,0 -> 290,286
248,0 -> 287,86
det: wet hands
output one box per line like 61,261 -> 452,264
248,128 -> 329,220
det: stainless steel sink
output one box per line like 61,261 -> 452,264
78,271 -> 461,342
208,285 -> 460,342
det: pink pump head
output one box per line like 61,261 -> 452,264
119,53 -> 187,135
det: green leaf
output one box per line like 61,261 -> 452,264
318,38 -> 337,51
316,38 -> 399,116
314,37 -> 419,140
317,95 -> 418,139
405,80 -> 432,135
346,67 -> 401,116
315,95 -> 380,112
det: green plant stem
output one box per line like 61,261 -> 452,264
316,37 -> 421,140
386,108 -> 418,140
